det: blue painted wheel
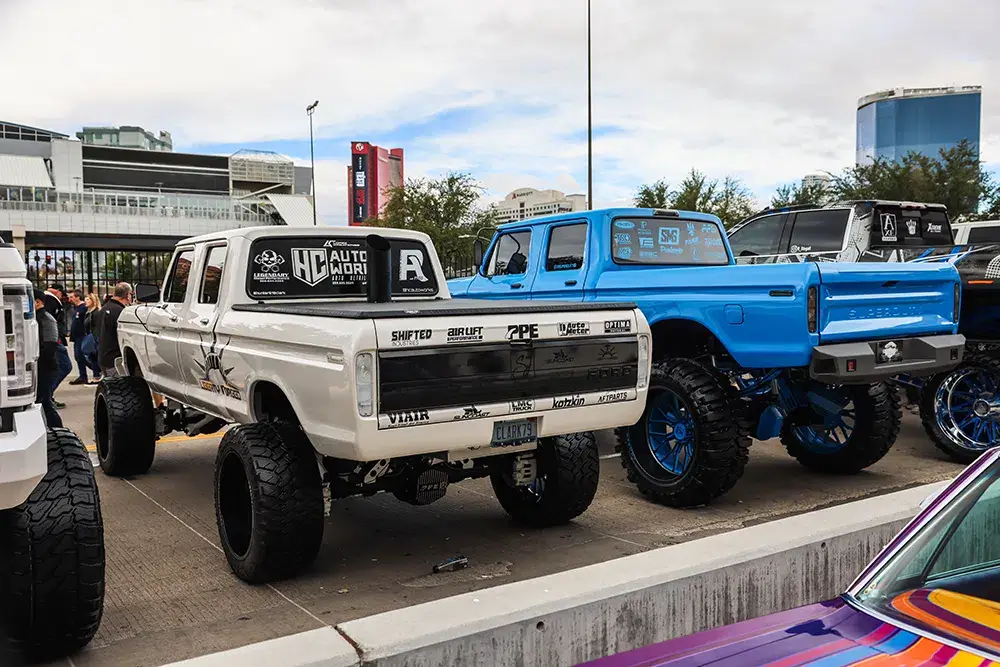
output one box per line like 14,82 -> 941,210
920,353 -> 1000,464
791,392 -> 856,455
616,359 -> 749,508
646,389 -> 696,476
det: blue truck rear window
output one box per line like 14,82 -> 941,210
611,218 -> 729,266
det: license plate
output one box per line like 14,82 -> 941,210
877,340 -> 902,364
491,418 -> 537,447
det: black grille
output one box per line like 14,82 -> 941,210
378,336 -> 638,413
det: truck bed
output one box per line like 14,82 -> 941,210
231,298 -> 638,320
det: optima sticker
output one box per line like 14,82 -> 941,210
604,319 -> 631,334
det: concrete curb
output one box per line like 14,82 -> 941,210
162,481 -> 946,667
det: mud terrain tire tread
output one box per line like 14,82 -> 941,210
94,375 -> 156,477
781,382 -> 901,474
491,431 -> 599,527
919,352 -> 1000,464
214,422 -> 324,583
615,358 -> 750,508
0,427 -> 105,662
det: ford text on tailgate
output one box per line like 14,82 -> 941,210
376,316 -> 639,432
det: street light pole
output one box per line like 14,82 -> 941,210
306,100 -> 320,225
587,0 -> 593,211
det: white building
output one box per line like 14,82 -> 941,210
801,173 -> 832,192
491,188 -> 586,222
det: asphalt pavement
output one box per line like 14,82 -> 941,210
43,380 -> 966,667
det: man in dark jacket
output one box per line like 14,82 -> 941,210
43,283 -> 73,407
67,289 -> 94,384
98,282 -> 133,376
34,289 -> 63,427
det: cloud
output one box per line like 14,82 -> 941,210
4,0 -> 997,225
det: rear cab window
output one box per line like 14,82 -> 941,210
968,226 -> 1000,243
545,223 -> 587,271
611,217 -> 729,265
199,245 -> 228,305
871,206 -> 954,247
246,236 -> 438,299
787,209 -> 850,253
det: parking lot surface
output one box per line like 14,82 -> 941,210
47,381 -> 965,667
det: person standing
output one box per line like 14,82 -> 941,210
34,289 -> 63,427
43,283 -> 73,408
67,289 -> 97,384
84,293 -> 103,383
98,282 -> 133,378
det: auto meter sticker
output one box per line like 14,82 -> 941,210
557,321 -> 590,337
247,236 -> 438,298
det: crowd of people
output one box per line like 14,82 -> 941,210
32,281 -> 134,426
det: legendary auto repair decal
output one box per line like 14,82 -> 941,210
196,332 -> 242,400
247,236 -> 437,298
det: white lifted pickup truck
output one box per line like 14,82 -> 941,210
96,225 -> 651,583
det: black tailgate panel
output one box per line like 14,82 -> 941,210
379,337 -> 638,412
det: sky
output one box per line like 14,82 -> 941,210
3,0 -> 998,226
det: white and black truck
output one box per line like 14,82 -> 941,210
96,225 -> 652,583
0,245 -> 104,662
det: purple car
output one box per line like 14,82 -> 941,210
582,447 -> 1000,667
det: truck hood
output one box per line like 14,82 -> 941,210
581,597 -> 996,666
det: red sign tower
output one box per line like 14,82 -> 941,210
347,142 -> 404,226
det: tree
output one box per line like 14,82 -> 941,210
633,178 -> 671,209
368,172 -> 497,261
828,140 -> 997,220
770,180 -> 831,208
633,169 -> 757,228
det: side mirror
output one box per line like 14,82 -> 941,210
739,249 -> 758,257
135,283 -> 160,304
473,239 -> 485,270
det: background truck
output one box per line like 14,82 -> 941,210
728,200 -> 1000,463
0,246 -> 104,662
448,207 -> 965,508
96,226 -> 651,584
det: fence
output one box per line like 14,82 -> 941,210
25,248 -> 174,298
440,251 -> 478,279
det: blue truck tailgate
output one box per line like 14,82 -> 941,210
816,262 -> 960,343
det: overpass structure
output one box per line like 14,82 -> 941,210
0,120 -> 318,293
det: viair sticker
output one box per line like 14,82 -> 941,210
196,331 -> 242,399
387,409 -> 430,427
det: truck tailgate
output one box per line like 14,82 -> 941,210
372,304 -> 642,426
816,262 -> 959,343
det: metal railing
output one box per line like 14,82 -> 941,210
26,248 -> 174,298
0,189 -> 273,224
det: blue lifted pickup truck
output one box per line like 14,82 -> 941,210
447,208 -> 967,507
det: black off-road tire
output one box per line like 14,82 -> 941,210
919,352 -> 1000,464
0,428 -> 105,662
214,422 -> 324,583
491,431 -> 599,527
781,382 -> 901,474
94,375 -> 156,477
615,359 -> 750,508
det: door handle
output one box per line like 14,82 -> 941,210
564,279 -> 577,286
511,283 -> 522,289
168,314 -> 178,322
199,317 -> 210,325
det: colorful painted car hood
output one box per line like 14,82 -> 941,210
579,597 -> 999,667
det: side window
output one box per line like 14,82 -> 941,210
928,475 -> 1000,579
486,231 -> 531,277
788,210 -> 850,253
199,245 -> 227,305
728,214 -> 786,257
546,223 -> 587,271
163,249 -> 195,303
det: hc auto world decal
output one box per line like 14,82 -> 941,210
247,236 -> 438,298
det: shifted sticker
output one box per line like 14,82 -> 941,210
391,329 -> 432,347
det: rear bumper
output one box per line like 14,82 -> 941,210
0,405 -> 48,510
809,334 -> 966,384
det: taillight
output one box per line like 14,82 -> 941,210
807,286 -> 818,333
954,283 -> 961,322
3,284 -> 34,394
355,352 -> 374,417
